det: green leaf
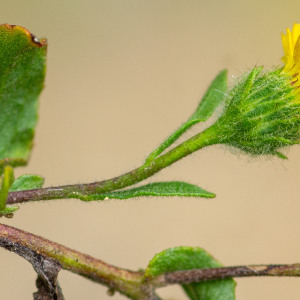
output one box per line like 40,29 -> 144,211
79,181 -> 215,201
0,24 -> 47,173
273,151 -> 288,159
10,174 -> 44,192
145,247 -> 236,300
0,206 -> 19,217
146,70 -> 227,163
188,69 -> 228,122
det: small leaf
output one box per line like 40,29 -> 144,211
188,69 -> 227,122
0,24 -> 47,172
0,206 -> 19,218
10,174 -> 44,192
80,181 -> 215,201
146,70 -> 227,163
273,151 -> 288,159
145,247 -> 236,300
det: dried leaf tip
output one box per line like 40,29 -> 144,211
0,24 -> 47,47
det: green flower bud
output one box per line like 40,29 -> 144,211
212,67 -> 300,157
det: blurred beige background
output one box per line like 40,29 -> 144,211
0,0 -> 300,299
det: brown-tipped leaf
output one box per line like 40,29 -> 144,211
0,24 -> 47,173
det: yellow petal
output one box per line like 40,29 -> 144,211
292,24 -> 300,46
294,35 -> 300,64
282,25 -> 300,74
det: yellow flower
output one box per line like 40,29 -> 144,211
281,24 -> 300,85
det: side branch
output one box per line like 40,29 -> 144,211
0,223 -> 155,299
152,264 -> 300,287
6,125 -> 218,204
1,223 -> 300,299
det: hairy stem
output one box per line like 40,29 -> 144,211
1,223 -> 300,299
7,124 -> 220,204
0,223 -> 157,300
151,264 -> 300,287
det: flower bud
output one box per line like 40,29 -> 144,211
213,66 -> 300,157
208,24 -> 300,157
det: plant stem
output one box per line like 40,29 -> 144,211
145,120 -> 198,163
151,263 -> 300,287
7,123 -> 220,204
0,223 -> 158,300
1,223 -> 300,299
